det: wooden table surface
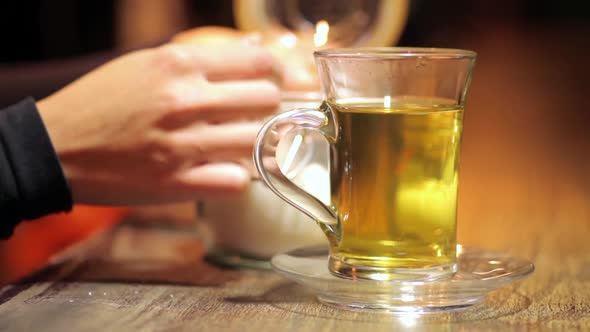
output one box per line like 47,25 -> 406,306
1,116 -> 589,332
1,28 -> 590,331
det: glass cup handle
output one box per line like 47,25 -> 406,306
254,108 -> 338,226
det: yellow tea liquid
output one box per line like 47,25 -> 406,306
327,100 -> 463,275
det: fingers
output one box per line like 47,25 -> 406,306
171,121 -> 262,158
164,79 -> 280,123
176,163 -> 251,193
203,80 -> 280,121
203,46 -> 283,82
159,43 -> 283,82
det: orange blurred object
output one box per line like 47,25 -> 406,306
172,26 -> 244,45
0,205 -> 127,285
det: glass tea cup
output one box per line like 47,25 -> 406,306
254,47 -> 476,280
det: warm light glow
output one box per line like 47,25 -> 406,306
280,134 -> 304,177
279,32 -> 297,49
367,273 -> 393,281
400,294 -> 416,302
384,95 -> 391,108
398,312 -> 420,327
314,20 -> 330,47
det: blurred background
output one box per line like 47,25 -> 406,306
0,0 -> 589,284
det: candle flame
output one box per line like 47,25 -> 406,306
314,20 -> 330,47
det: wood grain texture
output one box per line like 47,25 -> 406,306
1,23 -> 590,332
0,139 -> 588,331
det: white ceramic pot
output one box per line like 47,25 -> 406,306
199,94 -> 329,259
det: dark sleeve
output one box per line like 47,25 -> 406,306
0,98 -> 72,239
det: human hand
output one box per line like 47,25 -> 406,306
38,42 -> 281,205
172,26 -> 319,91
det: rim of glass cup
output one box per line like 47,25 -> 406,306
314,47 -> 477,60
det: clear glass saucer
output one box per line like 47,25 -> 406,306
270,245 -> 534,313
205,246 -> 272,270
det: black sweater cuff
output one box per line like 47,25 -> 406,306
0,97 -> 72,238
